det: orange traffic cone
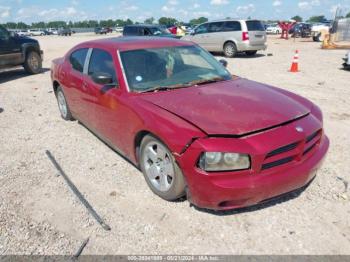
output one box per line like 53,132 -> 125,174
289,50 -> 299,72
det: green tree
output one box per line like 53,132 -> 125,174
291,15 -> 303,22
346,12 -> 350,18
100,19 -> 114,27
31,22 -> 46,29
158,17 -> 178,26
125,19 -> 133,25
87,20 -> 99,28
144,17 -> 155,24
189,17 -> 208,26
4,22 -> 17,29
307,15 -> 325,23
17,22 -> 29,29
47,21 -> 67,28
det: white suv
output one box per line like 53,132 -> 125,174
28,29 -> 45,36
182,19 -> 267,57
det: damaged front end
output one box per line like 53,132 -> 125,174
173,112 -> 328,210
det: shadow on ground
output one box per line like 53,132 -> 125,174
0,68 -> 50,85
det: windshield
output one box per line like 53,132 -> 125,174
120,45 -> 232,92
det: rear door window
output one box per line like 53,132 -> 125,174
208,22 -> 224,33
223,21 -> 242,32
88,49 -> 117,83
246,20 -> 265,31
124,26 -> 138,36
70,48 -> 88,73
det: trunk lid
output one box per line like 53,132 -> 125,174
246,20 -> 266,46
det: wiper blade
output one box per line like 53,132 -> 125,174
140,77 -> 226,93
186,77 -> 226,86
142,83 -> 190,93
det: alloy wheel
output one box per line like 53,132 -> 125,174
57,91 -> 68,118
142,141 -> 175,192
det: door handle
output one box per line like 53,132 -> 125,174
82,82 -> 88,89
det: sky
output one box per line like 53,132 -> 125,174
0,0 -> 349,23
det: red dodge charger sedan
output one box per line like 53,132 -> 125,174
51,37 -> 329,210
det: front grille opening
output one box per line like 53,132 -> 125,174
303,143 -> 317,156
266,142 -> 299,158
262,156 -> 294,170
306,129 -> 321,143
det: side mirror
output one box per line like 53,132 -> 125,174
91,72 -> 113,85
219,59 -> 228,68
190,31 -> 196,36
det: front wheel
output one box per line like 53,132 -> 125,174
223,42 -> 237,58
23,51 -> 42,74
140,135 -> 186,201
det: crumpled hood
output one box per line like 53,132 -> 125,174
140,78 -> 311,135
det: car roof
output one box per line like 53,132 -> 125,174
80,37 -> 195,52
124,24 -> 162,28
206,19 -> 261,23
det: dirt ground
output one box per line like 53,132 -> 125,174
0,33 -> 349,255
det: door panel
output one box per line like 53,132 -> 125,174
206,22 -> 225,51
84,48 -> 126,149
63,48 -> 89,121
191,23 -> 210,49
0,32 -> 22,67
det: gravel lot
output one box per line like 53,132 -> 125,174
0,33 -> 349,255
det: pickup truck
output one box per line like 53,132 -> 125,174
0,25 -> 43,74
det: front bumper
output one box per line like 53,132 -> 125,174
175,114 -> 329,210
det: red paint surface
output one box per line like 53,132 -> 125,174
51,37 -> 329,210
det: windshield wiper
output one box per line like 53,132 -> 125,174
186,77 -> 226,86
142,83 -> 190,93
141,77 -> 226,93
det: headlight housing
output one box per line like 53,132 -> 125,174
198,152 -> 251,172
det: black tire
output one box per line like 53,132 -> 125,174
223,42 -> 237,58
313,33 -> 321,42
23,51 -> 42,74
56,86 -> 74,121
245,50 -> 258,56
139,135 -> 186,201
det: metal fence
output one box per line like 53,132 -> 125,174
334,18 -> 350,42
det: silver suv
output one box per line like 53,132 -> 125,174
182,19 -> 267,57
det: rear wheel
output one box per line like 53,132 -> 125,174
140,135 -> 186,201
23,51 -> 42,74
56,86 -> 74,121
223,42 -> 237,58
245,50 -> 257,56
313,33 -> 321,42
